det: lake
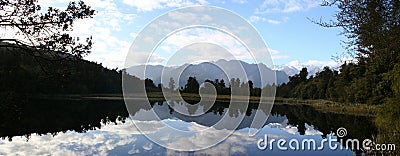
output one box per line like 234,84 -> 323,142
0,98 -> 377,155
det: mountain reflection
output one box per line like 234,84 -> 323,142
1,98 -> 376,145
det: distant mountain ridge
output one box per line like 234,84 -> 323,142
127,60 -> 289,88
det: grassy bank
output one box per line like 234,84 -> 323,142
274,98 -> 377,117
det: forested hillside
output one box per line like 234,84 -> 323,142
0,45 -> 134,95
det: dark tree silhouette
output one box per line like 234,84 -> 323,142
0,0 -> 95,58
181,77 -> 199,94
218,79 -> 226,88
248,80 -> 253,89
145,78 -> 159,92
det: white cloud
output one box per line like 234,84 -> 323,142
157,28 -> 253,66
68,1 -> 137,68
36,0 -> 71,9
160,45 -> 172,53
0,0 -> 136,69
40,0 -> 135,32
128,145 -> 140,154
197,0 -> 209,5
138,28 -> 288,66
129,33 -> 138,40
0,122 -> 139,155
338,57 -> 358,64
249,16 -> 283,24
249,15 -> 265,23
83,24 -> 133,68
268,48 -> 290,60
304,60 -> 339,67
168,11 -> 198,21
167,11 -> 213,24
268,120 -> 298,135
305,124 -> 323,135
232,0 -> 248,4
163,122 -> 257,153
255,0 -> 321,14
122,0 -> 208,12
268,120 -> 324,136
272,55 -> 290,59
267,19 -> 281,24
125,51 -> 166,66
142,143 -> 153,150
268,48 -> 279,55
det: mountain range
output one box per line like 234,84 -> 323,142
126,59 -> 338,88
127,59 -> 289,88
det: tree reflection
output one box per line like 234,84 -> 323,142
0,97 -> 128,141
1,97 -> 377,155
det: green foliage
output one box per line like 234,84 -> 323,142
276,63 -> 386,104
374,64 -> 400,152
278,2 -> 400,152
278,0 -> 399,106
375,94 -> 400,154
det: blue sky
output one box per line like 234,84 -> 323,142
31,0 -> 347,69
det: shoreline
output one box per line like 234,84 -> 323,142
25,93 -> 377,117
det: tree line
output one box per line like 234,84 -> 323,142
180,77 -> 261,96
277,0 -> 399,107
276,64 -> 384,104
143,76 -> 266,96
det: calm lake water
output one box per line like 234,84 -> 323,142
0,98 -> 376,155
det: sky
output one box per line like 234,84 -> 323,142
13,0 -> 348,69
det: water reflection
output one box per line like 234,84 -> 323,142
0,98 -> 128,141
0,98 -> 376,155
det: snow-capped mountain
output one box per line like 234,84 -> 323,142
274,63 -> 339,77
